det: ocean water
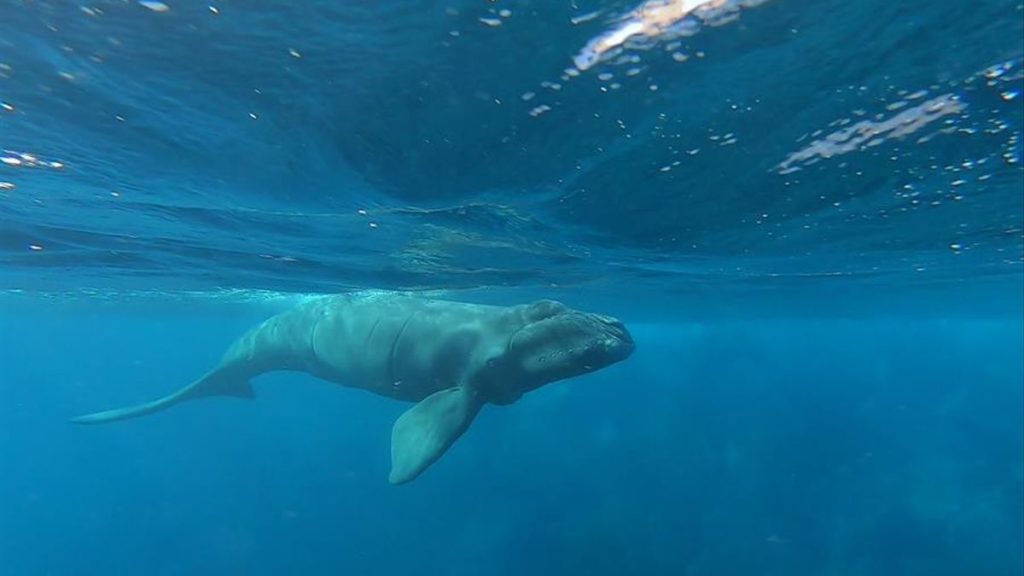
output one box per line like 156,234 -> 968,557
1,0 -> 1022,575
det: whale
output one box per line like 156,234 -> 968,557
72,293 -> 635,484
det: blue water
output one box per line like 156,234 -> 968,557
1,0 -> 1022,574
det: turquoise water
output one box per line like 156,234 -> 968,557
1,1 -> 1022,574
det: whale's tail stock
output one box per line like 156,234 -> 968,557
70,369 -> 255,425
70,310 -> 305,424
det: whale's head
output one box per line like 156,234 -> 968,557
479,300 -> 634,403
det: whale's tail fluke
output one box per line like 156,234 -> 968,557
71,370 -> 254,425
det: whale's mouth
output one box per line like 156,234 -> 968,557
592,313 -> 635,358
508,305 -> 634,385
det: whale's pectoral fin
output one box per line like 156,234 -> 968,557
71,370 -> 254,425
389,386 -> 482,485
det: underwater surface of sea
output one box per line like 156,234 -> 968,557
1,1 -> 1023,575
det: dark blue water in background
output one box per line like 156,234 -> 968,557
2,302 -> 1022,575
1,0 -> 1022,574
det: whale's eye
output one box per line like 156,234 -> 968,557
484,355 -> 506,370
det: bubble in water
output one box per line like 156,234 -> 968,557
139,1 -> 170,12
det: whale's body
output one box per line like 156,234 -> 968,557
73,293 -> 635,484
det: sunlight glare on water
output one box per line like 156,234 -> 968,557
0,0 -> 1019,312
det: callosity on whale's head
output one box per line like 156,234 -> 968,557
500,299 -> 634,394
